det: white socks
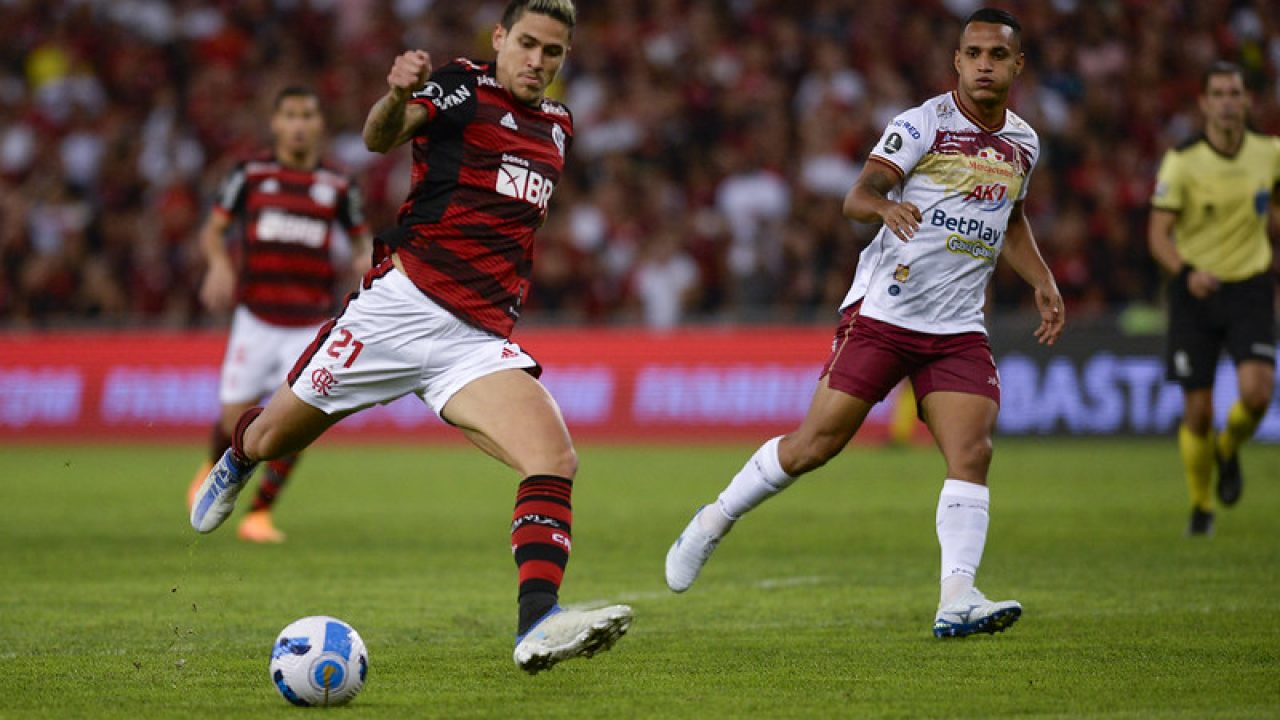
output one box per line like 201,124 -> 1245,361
935,478 -> 990,606
702,436 -> 796,535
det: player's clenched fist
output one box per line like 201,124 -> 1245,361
388,50 -> 431,98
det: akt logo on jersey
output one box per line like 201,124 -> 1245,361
963,182 -> 1009,211
496,154 -> 554,211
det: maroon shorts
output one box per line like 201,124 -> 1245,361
820,304 -> 1000,406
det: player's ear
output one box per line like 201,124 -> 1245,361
492,24 -> 506,53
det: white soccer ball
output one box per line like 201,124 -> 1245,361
269,616 -> 368,707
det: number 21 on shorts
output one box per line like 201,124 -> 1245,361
325,328 -> 364,368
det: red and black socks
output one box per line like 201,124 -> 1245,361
511,474 -> 573,635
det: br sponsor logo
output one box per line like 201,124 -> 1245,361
496,156 -> 555,211
257,210 -> 328,247
963,182 -> 1009,211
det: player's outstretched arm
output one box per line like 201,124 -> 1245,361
843,159 -> 920,242
363,50 -> 433,153
1001,200 -> 1063,345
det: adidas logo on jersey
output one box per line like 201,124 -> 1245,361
501,112 -> 518,131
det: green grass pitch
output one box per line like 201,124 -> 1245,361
2,439 -> 1277,718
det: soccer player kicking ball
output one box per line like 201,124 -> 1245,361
666,8 -> 1064,639
190,0 -> 632,673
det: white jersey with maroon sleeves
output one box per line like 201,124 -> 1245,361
840,91 -> 1039,335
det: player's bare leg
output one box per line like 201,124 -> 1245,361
666,376 -> 874,592
443,369 -> 631,673
191,386 -> 343,534
921,391 -> 1019,637
1215,361 -> 1274,507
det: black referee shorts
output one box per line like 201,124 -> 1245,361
1166,272 -> 1277,389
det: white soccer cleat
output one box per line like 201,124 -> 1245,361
665,506 -> 724,593
513,604 -> 633,675
932,587 -> 1022,638
190,448 -> 258,534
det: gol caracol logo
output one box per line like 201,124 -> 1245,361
946,234 -> 997,263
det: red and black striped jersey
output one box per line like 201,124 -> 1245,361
214,153 -> 367,326
386,58 -> 573,337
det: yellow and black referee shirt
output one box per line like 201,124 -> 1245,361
1151,130 -> 1280,281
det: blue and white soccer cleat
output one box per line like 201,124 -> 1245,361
190,448 -> 258,534
664,506 -> 724,592
513,604 -> 633,674
932,587 -> 1022,638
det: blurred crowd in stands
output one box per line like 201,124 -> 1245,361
1,0 -> 1277,329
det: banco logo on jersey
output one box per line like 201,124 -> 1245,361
496,155 -> 554,211
257,210 -> 328,247
963,182 -> 1009,211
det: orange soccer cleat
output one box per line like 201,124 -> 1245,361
237,510 -> 286,543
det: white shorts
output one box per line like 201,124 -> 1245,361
220,306 -> 324,405
289,266 -> 539,417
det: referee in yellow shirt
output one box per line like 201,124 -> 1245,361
1149,61 -> 1280,536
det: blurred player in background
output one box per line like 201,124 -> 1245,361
1148,61 -> 1280,537
667,8 -> 1064,639
188,86 -> 372,543
189,0 -> 633,674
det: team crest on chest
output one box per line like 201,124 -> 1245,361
552,124 -> 565,158
309,182 -> 337,207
